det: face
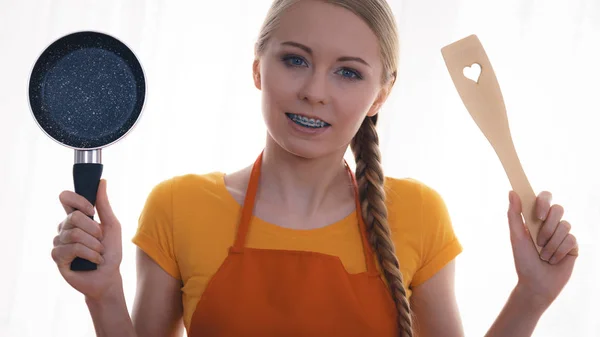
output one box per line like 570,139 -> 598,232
254,0 -> 390,159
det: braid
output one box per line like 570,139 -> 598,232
351,115 -> 413,337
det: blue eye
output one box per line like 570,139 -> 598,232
282,55 -> 308,67
281,54 -> 362,81
337,68 -> 362,80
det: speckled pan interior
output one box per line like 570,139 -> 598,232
29,31 -> 145,149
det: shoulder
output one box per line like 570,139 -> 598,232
382,176 -> 454,239
143,172 -> 230,211
383,176 -> 447,212
174,172 -> 226,196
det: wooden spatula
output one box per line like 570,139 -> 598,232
441,34 -> 543,254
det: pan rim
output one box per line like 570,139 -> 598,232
27,29 -> 148,151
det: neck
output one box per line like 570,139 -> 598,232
258,136 -> 354,218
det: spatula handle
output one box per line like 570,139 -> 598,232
493,138 -> 543,253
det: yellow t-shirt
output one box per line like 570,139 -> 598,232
132,172 -> 462,332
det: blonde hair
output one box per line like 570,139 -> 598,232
255,1 -> 411,336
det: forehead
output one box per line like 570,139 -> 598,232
270,0 -> 381,63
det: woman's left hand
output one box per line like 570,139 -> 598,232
506,190 -> 579,311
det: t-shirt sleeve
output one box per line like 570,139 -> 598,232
131,178 -> 181,280
411,184 -> 462,287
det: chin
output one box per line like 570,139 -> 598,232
267,128 -> 347,161
280,141 -> 327,159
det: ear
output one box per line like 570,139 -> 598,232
253,59 -> 261,90
366,85 -> 391,117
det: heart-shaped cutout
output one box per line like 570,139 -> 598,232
463,63 -> 482,83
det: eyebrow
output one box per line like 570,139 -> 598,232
281,41 -> 371,67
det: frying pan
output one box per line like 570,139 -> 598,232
28,31 -> 146,271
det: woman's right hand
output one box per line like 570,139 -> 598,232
52,179 -> 124,301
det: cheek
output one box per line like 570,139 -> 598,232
260,65 -> 302,134
261,64 -> 300,108
331,83 -> 377,124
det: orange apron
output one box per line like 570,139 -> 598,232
188,152 -> 397,337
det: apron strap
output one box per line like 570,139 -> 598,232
231,151 -> 264,252
231,151 -> 379,276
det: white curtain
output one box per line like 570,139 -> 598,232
1,0 -> 598,336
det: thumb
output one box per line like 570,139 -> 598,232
96,179 -> 119,227
507,190 -> 528,242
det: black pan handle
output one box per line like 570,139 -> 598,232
71,163 -> 104,271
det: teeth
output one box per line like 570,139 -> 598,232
288,113 -> 328,128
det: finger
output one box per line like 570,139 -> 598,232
507,191 -> 527,242
58,228 -> 105,254
536,204 -> 564,247
96,180 -> 118,227
59,191 -> 95,217
51,243 -> 104,266
56,216 -> 74,234
549,234 -> 578,264
568,241 -> 579,256
61,211 -> 103,240
540,220 -> 571,262
535,191 -> 553,221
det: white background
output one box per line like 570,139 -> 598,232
1,0 -> 598,336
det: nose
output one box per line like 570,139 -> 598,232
298,70 -> 329,105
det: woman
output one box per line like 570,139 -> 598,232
51,0 -> 578,336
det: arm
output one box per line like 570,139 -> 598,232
483,285 -> 545,337
410,260 -> 464,337
85,249 -> 184,337
85,279 -> 137,337
132,248 -> 185,337
410,260 -> 546,337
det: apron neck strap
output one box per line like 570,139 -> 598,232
232,151 -> 378,275
231,151 -> 263,252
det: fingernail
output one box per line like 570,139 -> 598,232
508,192 -> 516,209
549,256 -> 557,264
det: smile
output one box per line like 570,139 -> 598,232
285,113 -> 331,128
